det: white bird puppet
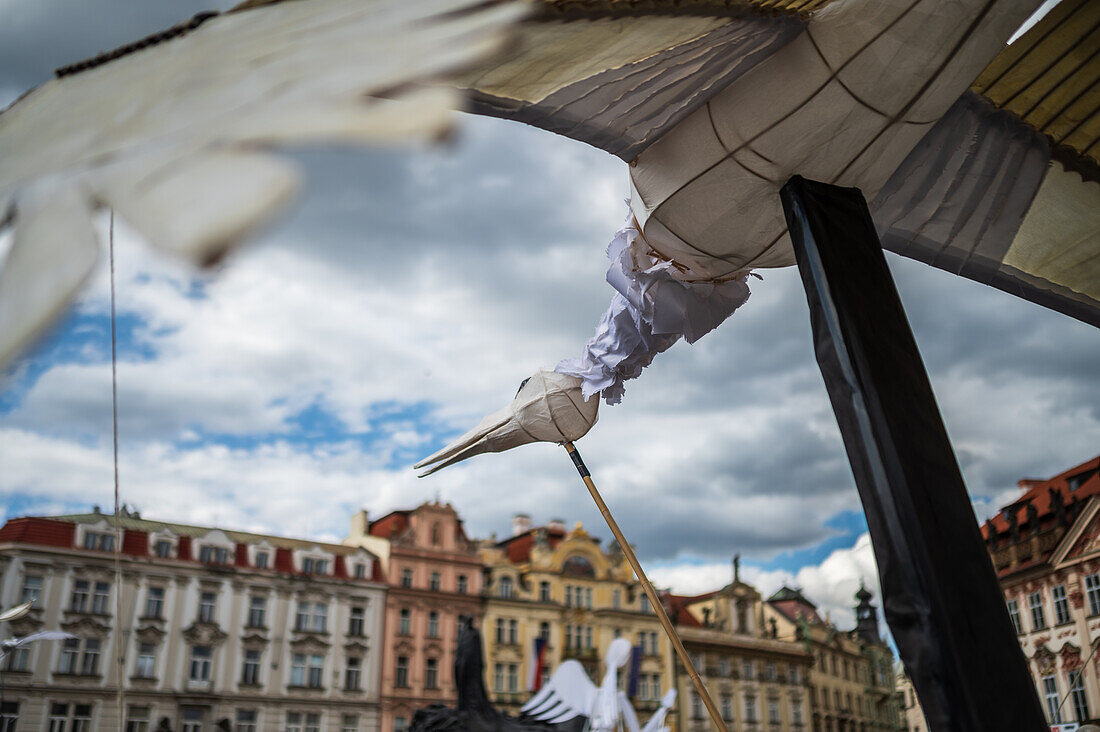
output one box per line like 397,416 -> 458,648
639,690 -> 677,732
0,0 -> 525,371
521,637 -> 634,731
414,369 -> 599,476
0,631 -> 77,664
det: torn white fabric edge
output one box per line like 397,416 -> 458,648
556,204 -> 752,405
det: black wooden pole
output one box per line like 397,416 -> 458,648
780,176 -> 1046,730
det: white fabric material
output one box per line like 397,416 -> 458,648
557,206 -> 751,404
0,0 -> 523,370
640,689 -> 677,732
522,638 -> 633,730
628,0 -> 1042,280
414,369 -> 598,475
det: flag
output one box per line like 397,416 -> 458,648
527,637 -> 548,692
627,645 -> 642,698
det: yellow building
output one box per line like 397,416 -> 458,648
764,586 -> 903,732
665,573 -> 813,732
479,516 -> 673,726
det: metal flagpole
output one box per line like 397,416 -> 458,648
562,441 -> 727,732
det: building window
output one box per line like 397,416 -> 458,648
144,587 -> 164,619
640,595 -> 651,613
255,552 -> 269,569
1006,598 -> 1021,634
134,643 -> 156,679
1053,585 -> 1071,625
189,646 -> 212,682
5,645 -> 29,672
290,653 -> 324,688
499,576 -> 514,599
428,611 -> 440,638
341,714 -> 358,732
509,619 -> 518,645
180,708 -> 204,732
720,694 -> 733,721
1,702 -> 19,732
50,703 -> 93,732
354,563 -> 366,579
431,522 -> 442,545
565,586 -> 573,607
241,649 -> 261,685
198,591 -> 217,623
84,531 -> 115,551
349,606 -> 365,637
1029,591 -> 1047,630
308,654 -> 325,687
396,656 -> 409,687
295,602 -> 327,632
346,656 -> 363,690
21,575 -> 43,605
791,696 -> 804,724
612,588 -> 621,609
539,621 -> 550,641
399,608 -> 412,636
1043,675 -> 1062,723
58,638 -> 100,675
744,693 -> 758,724
394,718 -> 408,732
126,705 -> 150,732
199,545 -> 230,565
236,710 -> 258,732
70,580 -> 90,612
401,569 -> 413,588
91,582 -> 110,614
540,582 -> 551,603
286,712 -> 321,732
154,540 -> 173,558
790,665 -> 800,684
248,596 -> 267,628
430,572 -> 441,592
302,557 -> 328,575
1087,573 -> 1100,616
507,663 -> 519,692
768,697 -> 780,723
457,575 -> 468,594
426,657 -> 440,689
1070,670 -> 1089,722
766,662 -> 777,682
691,694 -> 704,720
742,659 -> 755,680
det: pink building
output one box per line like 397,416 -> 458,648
347,501 -> 483,732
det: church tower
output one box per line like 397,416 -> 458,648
854,583 -> 881,644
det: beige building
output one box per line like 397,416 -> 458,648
982,454 -> 1100,727
894,669 -> 927,732
0,509 -> 386,731
479,516 -> 673,725
764,586 -> 902,732
666,574 -> 813,732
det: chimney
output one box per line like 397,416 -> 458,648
512,513 -> 532,537
547,518 -> 566,533
349,510 -> 369,539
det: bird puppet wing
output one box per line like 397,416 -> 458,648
457,0 -> 1099,331
0,0 -> 525,370
639,689 -> 677,732
521,659 -> 598,724
0,631 -> 77,661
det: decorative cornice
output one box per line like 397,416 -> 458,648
182,621 -> 228,647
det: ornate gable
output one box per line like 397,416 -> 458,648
1052,498 -> 1100,568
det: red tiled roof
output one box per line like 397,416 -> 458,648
770,599 -> 825,625
983,455 -> 1100,539
664,593 -> 714,627
0,517 -> 74,548
122,529 -> 148,557
369,510 -> 411,538
495,526 -> 567,563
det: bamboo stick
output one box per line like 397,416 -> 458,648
562,441 -> 727,732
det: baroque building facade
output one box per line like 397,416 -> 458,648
345,501 -> 483,732
894,670 -> 927,732
0,508 -> 386,732
981,453 -> 1100,727
479,516 -> 673,727
665,569 -> 813,732
764,586 -> 902,732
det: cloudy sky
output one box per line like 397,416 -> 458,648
1,0 -> 1096,632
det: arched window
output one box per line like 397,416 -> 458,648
562,555 -> 596,578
